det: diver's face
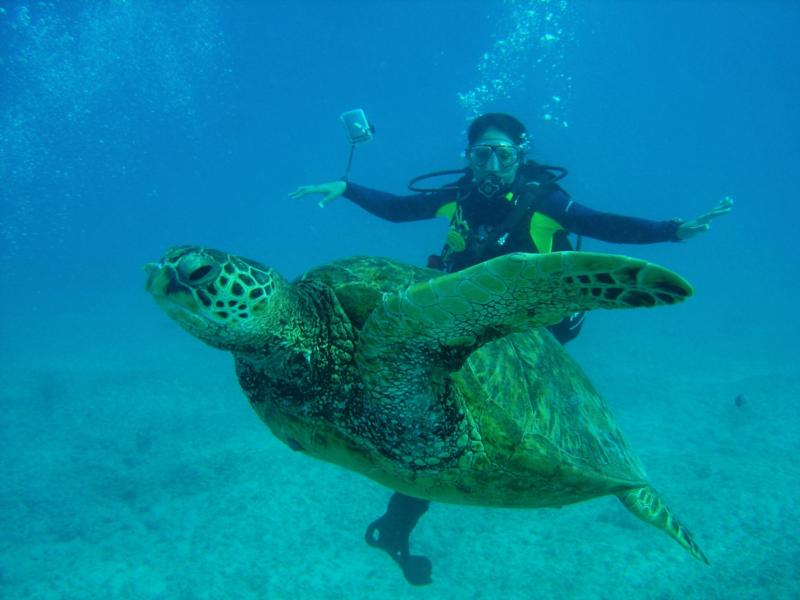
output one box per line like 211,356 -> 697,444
467,128 -> 521,186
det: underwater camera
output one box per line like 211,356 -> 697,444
340,109 -> 374,145
340,108 -> 375,180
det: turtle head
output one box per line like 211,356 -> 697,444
145,246 -> 289,352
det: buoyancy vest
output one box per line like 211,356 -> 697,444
433,162 -> 572,272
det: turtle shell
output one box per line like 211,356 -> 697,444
301,256 -> 647,507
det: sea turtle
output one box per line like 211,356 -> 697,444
145,247 -> 707,566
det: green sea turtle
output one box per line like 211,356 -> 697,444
145,247 -> 707,566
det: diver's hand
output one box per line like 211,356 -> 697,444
289,181 -> 346,207
676,196 -> 734,240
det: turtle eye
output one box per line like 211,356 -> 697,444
177,254 -> 220,286
189,265 -> 212,282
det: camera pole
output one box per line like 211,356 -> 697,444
342,144 -> 357,181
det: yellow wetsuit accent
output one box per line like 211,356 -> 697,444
435,201 -> 457,219
530,212 -> 564,254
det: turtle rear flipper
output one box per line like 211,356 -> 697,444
358,251 -> 692,375
618,486 -> 709,564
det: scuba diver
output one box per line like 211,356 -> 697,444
290,112 -> 732,584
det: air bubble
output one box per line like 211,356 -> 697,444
457,0 -> 575,127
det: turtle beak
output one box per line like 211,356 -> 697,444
145,258 -> 211,336
144,261 -> 167,296
144,260 -> 189,303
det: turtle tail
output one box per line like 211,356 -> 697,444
617,486 -> 709,564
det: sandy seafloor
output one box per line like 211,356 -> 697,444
1,294 -> 798,600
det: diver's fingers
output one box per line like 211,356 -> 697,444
707,204 -> 733,219
694,202 -> 733,225
289,185 -> 319,199
703,197 -> 734,220
318,191 -> 340,208
676,222 -> 710,240
291,181 -> 345,206
693,213 -> 716,226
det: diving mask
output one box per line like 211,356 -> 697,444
466,144 -> 522,170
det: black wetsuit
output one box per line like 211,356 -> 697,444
344,166 -> 680,266
347,164 -> 681,585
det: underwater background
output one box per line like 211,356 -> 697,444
1,1 -> 798,598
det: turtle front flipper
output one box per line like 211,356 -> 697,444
355,252 -> 692,443
618,486 -> 709,564
358,251 -> 692,374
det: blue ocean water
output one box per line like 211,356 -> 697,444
1,1 -> 798,598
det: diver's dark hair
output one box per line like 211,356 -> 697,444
467,113 -> 527,146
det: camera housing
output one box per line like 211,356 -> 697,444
340,109 -> 374,145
